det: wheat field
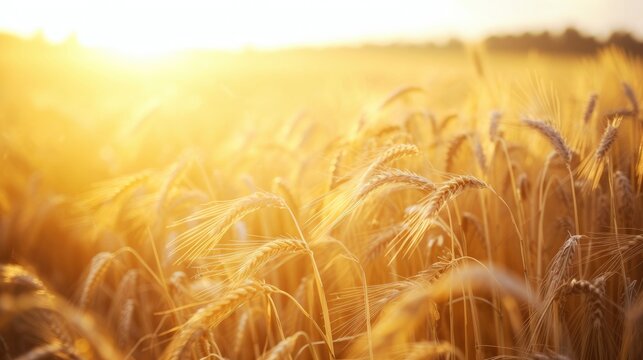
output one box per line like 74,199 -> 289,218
0,45 -> 641,359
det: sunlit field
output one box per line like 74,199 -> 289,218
1,41 -> 641,360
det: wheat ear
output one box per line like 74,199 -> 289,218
489,110 -> 503,140
234,239 -> 308,282
394,176 -> 486,258
583,93 -> 598,124
623,82 -> 639,116
164,281 -> 270,360
362,143 -> 419,181
260,332 -> 306,360
0,264 -> 46,293
79,252 -> 114,310
563,276 -> 606,329
357,168 -> 435,200
170,192 -> 286,264
117,299 -> 136,348
522,117 -> 572,166
577,117 -> 621,190
615,170 -> 633,228
544,235 -> 580,298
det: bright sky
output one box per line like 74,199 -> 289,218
0,0 -> 640,56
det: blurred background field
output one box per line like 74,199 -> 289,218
0,32 -> 617,194
0,3 -> 642,359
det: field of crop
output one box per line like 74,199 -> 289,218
0,45 -> 641,359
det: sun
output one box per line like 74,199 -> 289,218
70,1 -> 248,57
80,29 -> 192,59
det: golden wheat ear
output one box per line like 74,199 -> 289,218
576,117 -> 621,191
0,264 -> 75,350
162,280 -> 271,360
258,331 -> 307,360
309,143 -> 421,238
561,276 -> 607,329
622,82 -> 639,116
521,117 -> 573,167
390,175 -> 487,260
233,239 -> 308,283
1,288 -> 122,359
361,143 -> 420,182
169,192 -> 286,264
78,252 -> 114,310
488,110 -> 503,141
542,235 -> 581,299
614,170 -> 634,229
357,168 -> 435,201
583,93 -> 599,124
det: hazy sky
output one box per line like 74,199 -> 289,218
0,0 -> 640,54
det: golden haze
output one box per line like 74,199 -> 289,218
0,38 -> 642,360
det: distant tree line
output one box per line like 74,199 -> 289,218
483,28 -> 643,55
